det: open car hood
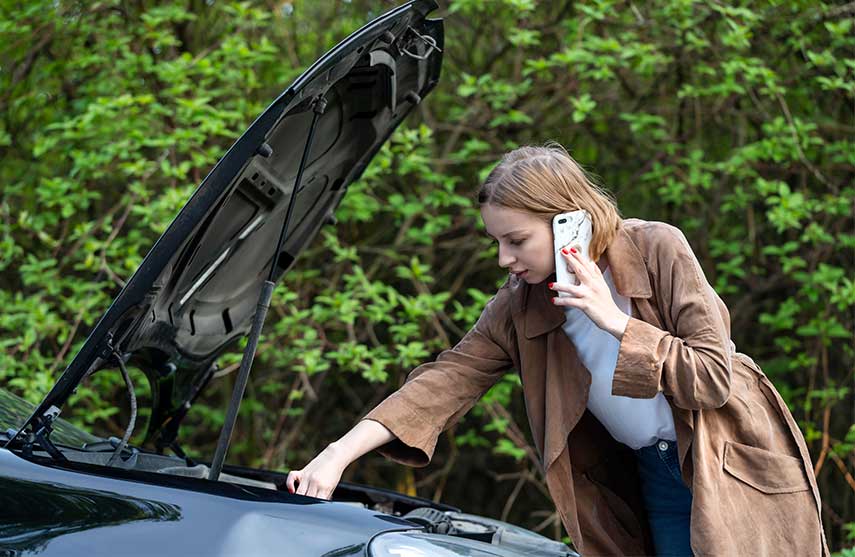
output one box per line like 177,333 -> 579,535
21,0 -> 442,445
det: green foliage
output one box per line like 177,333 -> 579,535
1,0 -> 853,549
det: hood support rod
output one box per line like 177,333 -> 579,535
209,95 -> 328,482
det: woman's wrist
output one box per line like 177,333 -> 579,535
608,313 -> 630,341
325,440 -> 355,468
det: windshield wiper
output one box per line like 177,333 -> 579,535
4,335 -> 137,468
12,406 -> 69,462
208,94 -> 328,482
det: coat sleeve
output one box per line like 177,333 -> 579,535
611,223 -> 733,410
361,283 -> 516,467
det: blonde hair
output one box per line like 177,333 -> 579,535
477,142 -> 623,261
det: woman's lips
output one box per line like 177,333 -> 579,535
514,270 -> 528,278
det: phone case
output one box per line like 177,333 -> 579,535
552,210 -> 593,297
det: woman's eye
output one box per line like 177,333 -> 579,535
509,239 -> 524,246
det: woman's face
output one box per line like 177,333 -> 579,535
480,203 -> 555,284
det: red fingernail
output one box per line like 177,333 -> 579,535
548,282 -> 554,288
570,247 -> 577,254
552,297 -> 557,303
561,248 -> 569,255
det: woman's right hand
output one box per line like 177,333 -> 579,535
286,443 -> 350,499
285,419 -> 396,499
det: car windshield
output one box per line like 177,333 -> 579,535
0,388 -> 101,449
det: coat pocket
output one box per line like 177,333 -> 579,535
723,441 -> 810,494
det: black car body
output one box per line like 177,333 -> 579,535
1,2 -> 577,555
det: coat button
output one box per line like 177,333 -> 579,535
658,440 -> 669,451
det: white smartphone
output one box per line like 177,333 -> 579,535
552,210 -> 593,297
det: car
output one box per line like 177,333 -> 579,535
0,1 -> 579,556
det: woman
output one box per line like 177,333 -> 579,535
286,144 -> 826,556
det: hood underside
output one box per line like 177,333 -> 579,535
21,0 -> 443,443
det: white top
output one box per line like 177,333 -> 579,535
561,267 -> 676,450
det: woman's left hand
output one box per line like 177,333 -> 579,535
549,247 -> 630,340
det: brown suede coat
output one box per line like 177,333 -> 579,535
363,218 -> 827,556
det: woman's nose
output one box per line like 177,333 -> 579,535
497,245 -> 515,268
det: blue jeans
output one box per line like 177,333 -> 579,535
634,440 -> 693,556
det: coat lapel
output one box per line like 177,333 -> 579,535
602,224 -> 653,299
523,276 -> 565,339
